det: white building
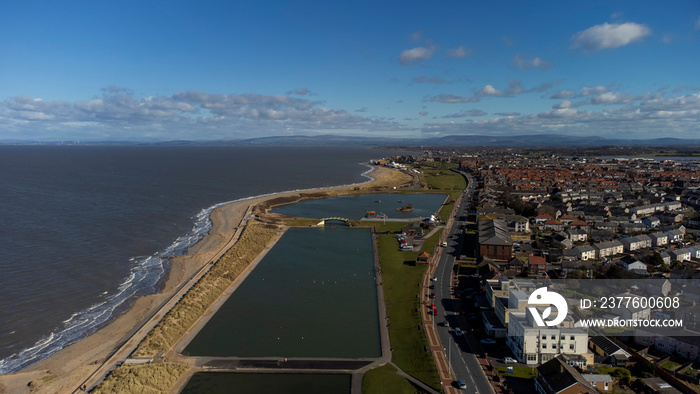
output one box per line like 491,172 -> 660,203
507,309 -> 589,365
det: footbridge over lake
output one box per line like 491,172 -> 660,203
317,217 -> 352,226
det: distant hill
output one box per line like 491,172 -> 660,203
3,134 -> 700,147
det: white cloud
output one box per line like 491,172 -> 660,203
442,109 -> 487,118
399,46 -> 435,65
512,53 -> 553,70
427,94 -> 479,104
580,85 -> 609,96
0,89 -> 410,140
571,22 -> 651,50
477,84 -> 506,97
447,46 -> 472,58
551,90 -> 576,99
423,93 -> 700,138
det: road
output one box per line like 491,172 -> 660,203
432,171 -> 494,394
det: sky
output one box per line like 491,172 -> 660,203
1,0 -> 699,141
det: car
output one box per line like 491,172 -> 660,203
441,241 -> 448,247
457,379 -> 467,389
431,276 -> 437,281
433,309 -> 438,316
455,327 -> 462,336
430,292 -> 436,299
503,357 -> 516,364
442,320 -> 450,327
480,338 -> 496,344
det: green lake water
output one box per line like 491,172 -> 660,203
180,372 -> 351,394
183,227 -> 381,358
271,192 -> 448,219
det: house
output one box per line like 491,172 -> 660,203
565,229 -> 588,243
528,255 -> 547,275
534,356 -> 597,394
582,374 -> 613,392
649,232 -> 669,247
643,216 -> 661,228
589,336 -> 632,366
535,213 -> 554,224
544,219 -> 565,232
643,279 -> 671,296
666,229 -> 684,243
669,248 -> 691,262
560,260 -> 595,278
478,219 -> 513,261
620,236 -> 645,252
660,251 -> 671,264
574,245 -> 596,261
619,255 -> 647,272
688,245 -> 700,260
611,292 -> 651,320
508,215 -> 530,233
553,232 -> 573,249
593,240 -> 624,260
569,220 -> 591,232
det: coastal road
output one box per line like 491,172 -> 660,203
432,172 -> 494,394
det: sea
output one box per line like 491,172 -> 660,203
0,145 -> 398,374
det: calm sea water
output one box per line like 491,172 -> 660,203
0,145 -> 395,373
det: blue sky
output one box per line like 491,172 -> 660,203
1,0 -> 699,141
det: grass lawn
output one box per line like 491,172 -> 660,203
497,366 -> 538,380
662,360 -> 681,370
362,364 -> 423,394
417,167 -> 466,192
378,230 -> 442,391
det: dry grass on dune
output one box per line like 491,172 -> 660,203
91,361 -> 188,394
133,222 -> 279,357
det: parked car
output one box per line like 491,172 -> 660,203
457,379 -> 467,389
455,327 -> 462,336
480,338 -> 496,344
503,357 -> 516,364
442,320 -> 449,327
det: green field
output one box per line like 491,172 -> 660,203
377,230 -> 442,391
362,364 -> 423,394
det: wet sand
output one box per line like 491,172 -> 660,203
0,166 -> 414,394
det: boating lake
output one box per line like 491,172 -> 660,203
182,227 -> 381,358
271,192 -> 448,220
181,372 -> 351,394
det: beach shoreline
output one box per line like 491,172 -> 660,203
0,165 -> 414,394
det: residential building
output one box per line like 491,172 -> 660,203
507,310 -> 589,365
478,219 -> 513,261
574,245 -> 596,261
593,240 -> 623,260
534,356 -> 598,394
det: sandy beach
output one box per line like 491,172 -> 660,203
0,165 -> 414,394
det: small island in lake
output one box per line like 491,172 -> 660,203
396,204 -> 413,212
